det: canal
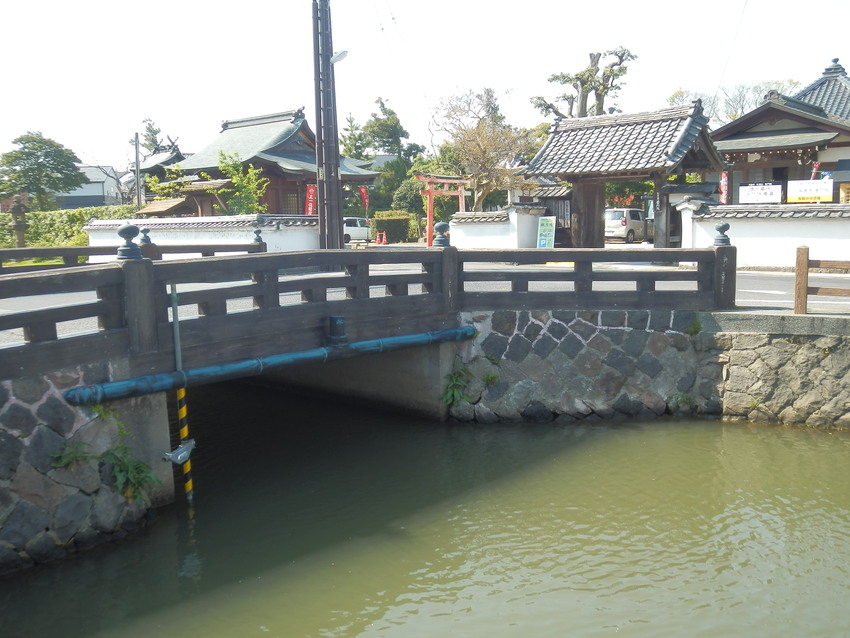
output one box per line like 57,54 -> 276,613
1,380 -> 850,637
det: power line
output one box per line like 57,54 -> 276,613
709,0 -> 749,120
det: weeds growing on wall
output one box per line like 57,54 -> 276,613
102,445 -> 160,503
441,368 -> 472,407
91,404 -> 160,502
50,441 -> 96,468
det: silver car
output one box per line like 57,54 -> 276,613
604,208 -> 654,243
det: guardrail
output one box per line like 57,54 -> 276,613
794,246 -> 850,314
0,245 -> 735,380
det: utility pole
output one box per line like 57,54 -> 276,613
134,133 -> 143,211
313,0 -> 344,249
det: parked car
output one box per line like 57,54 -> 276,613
603,208 -> 654,243
343,217 -> 371,243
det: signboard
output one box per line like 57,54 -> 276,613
739,182 -> 782,204
537,216 -> 556,248
305,185 -> 317,215
358,185 -> 369,213
787,179 -> 833,203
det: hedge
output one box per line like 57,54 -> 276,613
0,205 -> 138,248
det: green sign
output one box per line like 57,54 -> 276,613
537,216 -> 555,248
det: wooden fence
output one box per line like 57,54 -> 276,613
794,246 -> 850,314
0,245 -> 736,379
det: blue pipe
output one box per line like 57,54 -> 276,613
63,326 -> 476,406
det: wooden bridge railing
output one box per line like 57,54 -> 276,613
0,245 -> 735,380
794,246 -> 850,314
0,241 -> 267,273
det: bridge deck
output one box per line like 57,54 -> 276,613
0,246 -> 735,380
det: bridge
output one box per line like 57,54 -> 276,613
1,241 -> 736,388
0,236 -> 735,532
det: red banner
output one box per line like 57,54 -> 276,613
358,186 -> 369,212
719,171 -> 729,204
811,162 -> 821,180
305,185 -> 317,215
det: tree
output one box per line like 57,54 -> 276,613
202,152 -> 269,215
340,114 -> 368,159
145,165 -> 187,200
669,80 -> 801,126
129,118 -> 162,157
410,144 -> 467,220
129,118 -> 181,159
391,178 -> 424,215
362,98 -> 408,158
350,98 -> 426,212
433,88 -> 539,211
360,97 -> 425,164
0,132 -> 88,211
365,155 -> 410,212
532,47 -> 637,118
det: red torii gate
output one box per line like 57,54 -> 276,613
415,173 -> 470,246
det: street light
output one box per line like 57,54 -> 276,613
313,0 -> 345,250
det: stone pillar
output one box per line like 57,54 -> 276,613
8,196 -> 30,248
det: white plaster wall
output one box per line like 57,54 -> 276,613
819,148 -> 850,163
689,217 -> 850,268
449,222 -> 515,249
85,216 -> 319,261
449,209 -> 547,249
516,212 -> 542,249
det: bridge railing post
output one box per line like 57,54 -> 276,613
713,244 -> 737,310
120,258 -> 160,357
794,246 -> 810,315
441,246 -> 459,312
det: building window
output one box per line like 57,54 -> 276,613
282,193 -> 299,214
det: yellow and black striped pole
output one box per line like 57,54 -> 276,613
176,387 -> 194,504
170,282 -> 195,504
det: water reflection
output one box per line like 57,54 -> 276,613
1,382 -> 849,637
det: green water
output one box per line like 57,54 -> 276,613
2,382 -> 850,637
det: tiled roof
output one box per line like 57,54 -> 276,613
533,185 -> 572,198
139,149 -> 185,172
179,110 -> 306,172
692,203 -> 850,220
451,211 -> 510,224
84,214 -> 319,231
714,128 -> 839,153
659,182 -> 718,195
256,151 -> 379,178
524,101 -> 724,179
793,59 -> 850,121
137,198 -> 193,215
182,179 -> 231,193
77,165 -> 117,183
177,109 -> 377,180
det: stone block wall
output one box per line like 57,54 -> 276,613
721,333 -> 850,428
0,365 -> 166,576
450,310 -> 850,428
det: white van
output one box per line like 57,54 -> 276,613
603,208 -> 654,243
343,217 -> 371,243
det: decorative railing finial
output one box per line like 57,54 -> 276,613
714,222 -> 731,246
117,224 -> 143,260
433,222 -> 450,247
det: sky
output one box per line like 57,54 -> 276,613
2,0 -> 847,172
